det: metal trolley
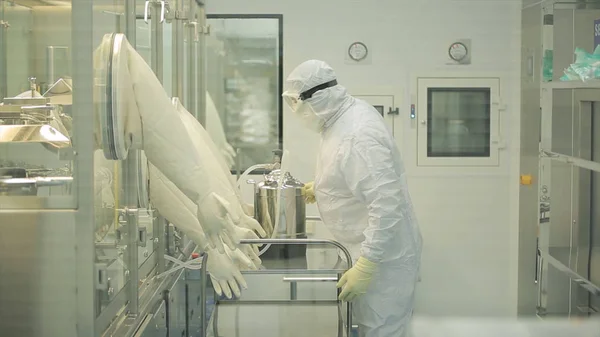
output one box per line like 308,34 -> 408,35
199,238 -> 355,337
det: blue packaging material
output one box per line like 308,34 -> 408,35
561,47 -> 600,81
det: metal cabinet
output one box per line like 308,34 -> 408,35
533,1 -> 600,319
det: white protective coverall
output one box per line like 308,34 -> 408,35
285,60 -> 422,337
92,35 -> 256,252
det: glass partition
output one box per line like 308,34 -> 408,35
427,88 -> 491,158
135,15 -> 173,97
0,1 -> 74,208
91,1 -> 131,317
206,15 -> 283,173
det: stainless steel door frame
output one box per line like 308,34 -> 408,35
72,0 -> 97,335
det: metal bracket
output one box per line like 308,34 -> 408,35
166,9 -> 188,22
166,224 -> 176,255
185,21 -> 199,42
198,25 -> 210,35
138,227 -> 147,247
95,263 -> 109,291
114,208 -> 140,245
144,0 -> 167,24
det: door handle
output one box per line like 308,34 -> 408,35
387,107 -> 399,115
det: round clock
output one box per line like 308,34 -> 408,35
348,42 -> 368,62
449,42 -> 468,62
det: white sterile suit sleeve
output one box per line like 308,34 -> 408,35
340,137 -> 416,263
173,98 -> 266,238
120,38 -> 239,252
205,92 -> 236,169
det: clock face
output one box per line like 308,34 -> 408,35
348,42 -> 368,61
449,42 -> 468,61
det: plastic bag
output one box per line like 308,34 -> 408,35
561,47 -> 600,81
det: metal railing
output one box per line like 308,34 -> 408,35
204,238 -> 354,337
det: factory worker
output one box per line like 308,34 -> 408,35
283,60 -> 422,337
92,34 -> 246,253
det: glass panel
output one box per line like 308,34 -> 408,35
135,19 -> 151,64
0,2 -> 74,208
427,88 -> 491,157
206,16 -> 282,172
92,2 -> 129,314
135,17 -> 173,96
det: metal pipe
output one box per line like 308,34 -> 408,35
200,253 -> 208,337
196,5 -> 207,126
241,269 -> 344,275
0,19 -> 7,99
236,148 -> 242,180
290,282 -> 297,300
155,215 -> 166,273
239,239 -> 352,267
283,277 -> 338,282
124,0 -> 136,45
212,292 -> 219,337
150,0 -> 164,81
185,1 -> 197,117
126,209 -> 140,316
172,0 -> 185,101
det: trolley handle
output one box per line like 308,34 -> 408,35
238,238 -> 353,271
235,238 -> 353,337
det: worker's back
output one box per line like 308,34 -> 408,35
315,95 -> 422,264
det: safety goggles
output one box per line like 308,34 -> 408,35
282,91 -> 301,112
282,79 -> 338,111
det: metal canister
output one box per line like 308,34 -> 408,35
254,170 -> 306,239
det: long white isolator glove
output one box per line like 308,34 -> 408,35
174,98 -> 266,239
207,245 -> 259,299
148,161 -> 262,267
148,163 -> 211,251
148,163 -> 261,298
94,35 -> 239,253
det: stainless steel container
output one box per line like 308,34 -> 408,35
254,170 -> 306,239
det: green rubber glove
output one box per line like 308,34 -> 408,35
336,257 -> 377,302
302,181 -> 316,204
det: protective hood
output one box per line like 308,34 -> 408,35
285,60 -> 354,130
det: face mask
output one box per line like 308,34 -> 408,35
296,101 -> 324,132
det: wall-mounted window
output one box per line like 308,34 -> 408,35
417,78 -> 501,166
206,14 -> 283,174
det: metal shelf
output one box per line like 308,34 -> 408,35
542,81 -> 600,90
540,247 -> 600,296
540,150 -> 600,173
